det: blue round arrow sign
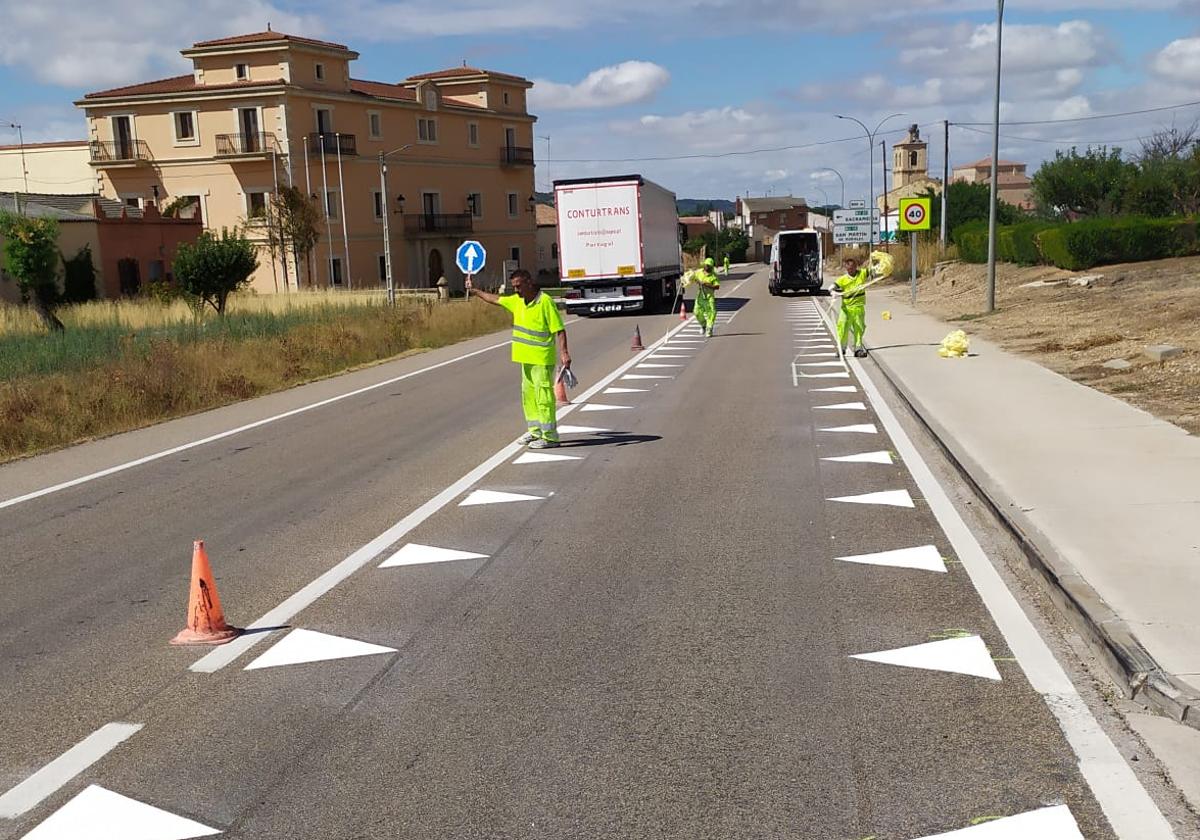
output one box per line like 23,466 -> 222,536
455,240 -> 487,275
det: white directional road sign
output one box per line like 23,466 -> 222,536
455,240 -> 487,275
848,199 -> 867,209
833,224 -> 878,245
833,208 -> 879,224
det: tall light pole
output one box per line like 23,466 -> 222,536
813,167 -> 846,208
812,186 -> 830,217
379,144 -> 413,305
835,113 -> 905,246
985,0 -> 1005,313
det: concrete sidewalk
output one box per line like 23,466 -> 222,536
864,289 -> 1200,728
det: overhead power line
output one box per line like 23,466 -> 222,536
952,98 -> 1200,128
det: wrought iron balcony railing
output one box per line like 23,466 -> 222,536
215,132 -> 279,156
403,213 -> 474,236
500,146 -> 535,166
306,133 -> 357,156
89,140 -> 152,164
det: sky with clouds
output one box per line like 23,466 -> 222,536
1,0 -> 1199,203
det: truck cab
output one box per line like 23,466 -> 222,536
769,230 -> 825,296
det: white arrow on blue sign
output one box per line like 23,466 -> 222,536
455,240 -> 487,275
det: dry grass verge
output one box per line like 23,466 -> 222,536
892,256 -> 1200,435
1,296 -> 509,462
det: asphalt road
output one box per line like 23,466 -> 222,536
0,268 -> 1162,838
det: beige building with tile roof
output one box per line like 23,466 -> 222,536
953,157 -> 1034,210
74,31 -> 538,293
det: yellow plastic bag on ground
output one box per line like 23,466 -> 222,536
881,311 -> 892,321
939,330 -> 970,358
869,251 -> 894,279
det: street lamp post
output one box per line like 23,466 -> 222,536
813,167 -> 846,209
835,113 -> 905,248
379,144 -> 413,305
985,0 -> 1005,313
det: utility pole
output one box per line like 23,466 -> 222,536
986,0 -> 1005,313
5,122 -> 28,215
941,119 -> 949,252
881,139 -> 890,249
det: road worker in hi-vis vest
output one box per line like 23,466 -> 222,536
691,257 -> 721,337
467,268 -> 571,449
834,251 -> 892,358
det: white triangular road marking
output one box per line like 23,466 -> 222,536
800,362 -> 847,368
649,354 -> 692,359
908,805 -> 1083,839
823,451 -> 893,464
828,489 -> 915,508
852,635 -> 1001,681
812,385 -> 857,393
796,353 -> 839,358
460,489 -> 547,506
837,545 -> 946,573
513,451 -> 582,464
19,784 -> 220,840
637,363 -> 682,369
581,404 -> 632,412
799,372 -> 850,379
558,424 -> 611,433
815,402 -> 867,410
604,387 -> 647,394
245,628 -> 395,671
380,543 -> 487,568
622,375 -> 672,381
819,424 -> 877,434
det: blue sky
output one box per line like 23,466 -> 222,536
2,0 -> 1198,202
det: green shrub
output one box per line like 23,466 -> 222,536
1000,221 -> 1054,265
1037,217 -> 1200,270
61,245 -> 98,304
952,221 -> 989,263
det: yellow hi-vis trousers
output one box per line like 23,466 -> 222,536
837,297 -> 866,349
694,290 -> 717,332
521,363 -> 559,442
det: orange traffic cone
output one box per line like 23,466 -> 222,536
679,302 -> 688,321
170,540 -> 240,646
631,325 -> 645,351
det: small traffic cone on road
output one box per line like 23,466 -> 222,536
170,540 -> 240,646
631,325 -> 645,351
679,302 -> 688,321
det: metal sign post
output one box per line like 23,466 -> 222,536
898,197 -> 932,305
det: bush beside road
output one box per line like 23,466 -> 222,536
0,294 -> 510,463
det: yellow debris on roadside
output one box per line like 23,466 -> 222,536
939,329 -> 970,358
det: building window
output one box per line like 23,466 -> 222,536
503,91 -> 510,106
325,191 -> 339,220
368,111 -> 382,140
330,257 -> 344,286
378,254 -> 388,282
123,196 -> 142,209
509,246 -> 521,266
418,118 -> 438,143
507,192 -> 518,218
315,63 -> 326,82
372,191 -> 383,220
246,191 -> 268,218
173,111 -> 196,143
235,63 -> 249,81
551,242 -> 558,260
910,151 -> 919,167
467,192 -> 482,218
424,87 -> 437,110
468,122 -> 479,147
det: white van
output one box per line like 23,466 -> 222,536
768,230 -> 824,296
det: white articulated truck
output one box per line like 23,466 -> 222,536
554,175 -> 682,315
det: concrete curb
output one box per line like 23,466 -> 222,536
868,348 -> 1200,731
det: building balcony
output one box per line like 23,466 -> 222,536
403,213 -> 474,237
88,140 -> 152,167
306,133 -> 357,157
216,132 -> 280,158
500,146 -> 535,166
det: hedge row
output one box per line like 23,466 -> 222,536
951,216 -> 1200,271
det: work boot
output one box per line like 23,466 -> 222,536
854,346 -> 869,358
530,438 -> 560,449
519,432 -> 539,445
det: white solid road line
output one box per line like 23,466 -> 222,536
191,313 -> 694,673
0,722 -> 143,818
824,305 -> 1177,837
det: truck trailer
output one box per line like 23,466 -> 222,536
554,175 -> 682,315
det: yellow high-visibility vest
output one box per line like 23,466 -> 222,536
499,292 -> 565,365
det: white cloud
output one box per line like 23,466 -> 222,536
1152,37 -> 1200,83
529,61 -> 670,110
0,0 -> 320,87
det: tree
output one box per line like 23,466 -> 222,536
1139,121 -> 1200,163
0,211 -> 64,331
1031,147 -> 1135,219
921,181 -> 1019,234
264,186 -> 322,288
173,227 -> 259,315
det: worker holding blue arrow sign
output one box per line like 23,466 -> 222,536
456,240 -> 485,301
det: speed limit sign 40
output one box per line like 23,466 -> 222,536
899,197 -> 931,231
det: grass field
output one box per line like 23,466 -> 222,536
0,292 -> 510,463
